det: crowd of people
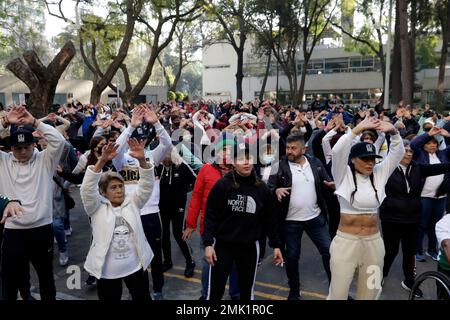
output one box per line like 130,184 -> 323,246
0,96 -> 449,301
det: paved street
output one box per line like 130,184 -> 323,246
15,187 -> 438,300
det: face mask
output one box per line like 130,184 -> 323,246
262,154 -> 275,164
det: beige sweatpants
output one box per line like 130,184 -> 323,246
327,231 -> 385,300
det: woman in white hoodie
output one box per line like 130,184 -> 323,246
80,138 -> 154,301
328,116 -> 404,300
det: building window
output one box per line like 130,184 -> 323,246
324,58 -> 349,73
205,91 -> 231,96
205,65 -> 230,69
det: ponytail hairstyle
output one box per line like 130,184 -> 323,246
349,162 -> 379,205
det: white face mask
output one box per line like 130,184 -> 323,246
262,154 -> 275,164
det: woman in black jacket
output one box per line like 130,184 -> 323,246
203,143 -> 283,301
380,140 -> 450,297
157,147 -> 197,277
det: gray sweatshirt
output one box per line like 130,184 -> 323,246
0,121 -> 65,229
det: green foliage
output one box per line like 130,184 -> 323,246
176,91 -> 185,101
416,35 -> 439,69
167,91 -> 176,100
0,0 -> 49,67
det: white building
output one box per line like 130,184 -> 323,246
0,75 -> 167,107
202,38 -> 450,107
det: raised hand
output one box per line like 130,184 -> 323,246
99,142 -> 119,163
131,106 -> 145,128
17,108 -> 36,126
143,107 -> 159,124
5,106 -> 26,125
353,116 -> 380,135
257,108 -> 265,121
376,120 -> 397,134
128,138 -> 146,161
428,126 -> 441,137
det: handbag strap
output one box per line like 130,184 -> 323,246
53,176 -> 65,191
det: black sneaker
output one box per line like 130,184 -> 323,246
184,261 -> 195,278
287,290 -> 301,300
162,261 -> 173,273
85,275 -> 96,286
401,281 -> 423,298
198,295 -> 207,300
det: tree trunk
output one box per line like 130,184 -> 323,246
410,0 -> 417,104
121,92 -> 133,108
398,0 -> 413,105
391,0 -> 402,105
236,44 -> 245,100
298,54 -> 310,106
6,41 -> 76,117
379,52 -> 386,104
436,0 -> 450,113
259,51 -> 272,101
89,0 -> 139,105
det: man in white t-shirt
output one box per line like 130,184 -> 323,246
268,134 -> 334,300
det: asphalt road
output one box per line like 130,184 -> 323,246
14,188 -> 439,300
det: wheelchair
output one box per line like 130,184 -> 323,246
409,270 -> 450,300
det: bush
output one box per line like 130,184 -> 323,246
167,91 -> 176,101
176,91 -> 185,102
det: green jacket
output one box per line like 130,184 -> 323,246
0,194 -> 10,216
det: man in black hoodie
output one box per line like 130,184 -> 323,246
380,140 -> 450,297
203,143 -> 283,301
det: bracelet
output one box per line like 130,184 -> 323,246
8,199 -> 22,205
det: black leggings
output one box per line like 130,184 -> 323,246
207,241 -> 259,301
97,269 -> 151,301
141,213 -> 164,293
382,221 -> 418,285
160,208 -> 193,264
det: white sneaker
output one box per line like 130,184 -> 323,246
65,227 -> 72,237
59,251 -> 69,266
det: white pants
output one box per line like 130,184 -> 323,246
328,231 -> 385,300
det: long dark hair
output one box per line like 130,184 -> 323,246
87,136 -> 106,166
349,162 -> 379,205
231,169 -> 262,189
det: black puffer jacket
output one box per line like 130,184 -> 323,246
380,161 -> 450,224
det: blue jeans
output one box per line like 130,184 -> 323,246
53,217 -> 67,253
200,238 -> 239,299
284,214 -> 331,295
417,197 -> 446,255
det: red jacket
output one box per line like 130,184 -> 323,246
186,163 -> 222,235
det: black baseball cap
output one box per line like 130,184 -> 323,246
9,128 -> 36,147
350,142 -> 382,159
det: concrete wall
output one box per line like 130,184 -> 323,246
0,76 -> 167,106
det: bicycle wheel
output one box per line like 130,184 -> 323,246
409,271 -> 450,300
